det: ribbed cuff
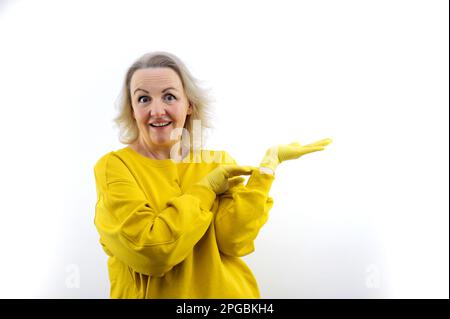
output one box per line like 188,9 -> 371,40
185,183 -> 217,211
246,169 -> 275,195
258,166 -> 274,175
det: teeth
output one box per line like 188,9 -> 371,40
150,122 -> 171,127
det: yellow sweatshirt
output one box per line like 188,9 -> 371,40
93,146 -> 274,298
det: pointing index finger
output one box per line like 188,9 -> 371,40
223,165 -> 256,177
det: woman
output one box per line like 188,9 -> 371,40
93,51 -> 332,298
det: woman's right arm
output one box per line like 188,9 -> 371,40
93,154 -> 216,277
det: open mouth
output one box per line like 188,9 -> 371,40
149,121 -> 172,128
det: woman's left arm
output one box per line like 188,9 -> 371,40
215,139 -> 332,257
214,154 -> 275,257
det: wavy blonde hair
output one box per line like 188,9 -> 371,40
113,51 -> 214,146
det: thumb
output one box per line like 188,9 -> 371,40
305,138 -> 333,147
227,176 -> 245,189
289,141 -> 302,147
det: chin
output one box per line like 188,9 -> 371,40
150,138 -> 176,147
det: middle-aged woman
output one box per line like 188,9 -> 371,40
93,51 -> 332,298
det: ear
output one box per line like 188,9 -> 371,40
130,105 -> 136,120
187,104 -> 193,115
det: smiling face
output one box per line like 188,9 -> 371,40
129,67 -> 192,157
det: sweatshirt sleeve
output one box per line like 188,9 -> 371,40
93,153 -> 216,277
214,152 -> 275,257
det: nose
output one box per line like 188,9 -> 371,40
149,101 -> 166,117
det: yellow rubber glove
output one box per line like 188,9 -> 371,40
260,138 -> 333,173
227,176 -> 246,189
198,165 -> 255,194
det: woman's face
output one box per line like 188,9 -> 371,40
130,67 -> 192,151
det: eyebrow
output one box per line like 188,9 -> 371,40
133,87 -> 177,95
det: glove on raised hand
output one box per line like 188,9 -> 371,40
260,138 -> 333,174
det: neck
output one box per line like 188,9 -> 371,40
130,139 -> 190,161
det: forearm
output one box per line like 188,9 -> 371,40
95,180 -> 217,276
214,170 -> 275,257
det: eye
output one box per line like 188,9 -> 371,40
165,93 -> 177,101
138,96 -> 150,103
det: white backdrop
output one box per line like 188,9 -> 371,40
0,0 -> 448,298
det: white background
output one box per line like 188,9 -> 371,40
0,0 -> 448,298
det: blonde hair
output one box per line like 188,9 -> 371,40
113,51 -> 214,145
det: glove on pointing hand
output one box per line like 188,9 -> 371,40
198,165 -> 256,194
